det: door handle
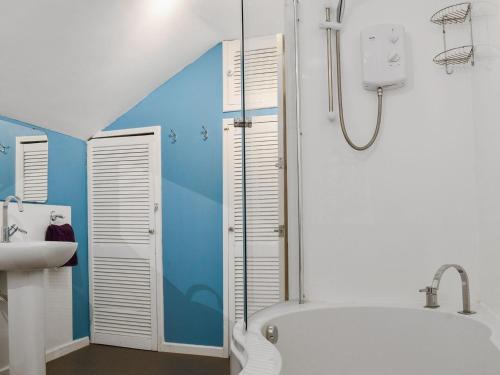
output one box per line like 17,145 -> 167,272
149,229 -> 155,234
274,225 -> 285,237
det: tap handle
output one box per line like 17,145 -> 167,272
419,286 -> 437,294
420,286 -> 440,308
8,224 -> 27,237
8,224 -> 18,236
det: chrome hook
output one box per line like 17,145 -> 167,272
168,129 -> 177,144
201,126 -> 208,141
0,143 -> 9,155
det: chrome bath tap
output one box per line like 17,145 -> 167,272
1,196 -> 26,243
419,264 -> 475,315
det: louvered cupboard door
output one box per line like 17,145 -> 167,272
88,134 -> 158,350
223,35 -> 282,112
226,115 -> 285,322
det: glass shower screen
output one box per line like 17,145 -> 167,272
239,0 -> 288,327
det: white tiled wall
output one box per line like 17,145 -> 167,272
296,0 -> 479,307
472,0 -> 500,317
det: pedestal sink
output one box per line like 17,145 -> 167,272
0,241 -> 77,375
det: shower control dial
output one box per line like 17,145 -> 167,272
388,51 -> 401,63
390,33 -> 399,44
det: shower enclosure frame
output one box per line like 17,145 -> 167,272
239,0 -> 303,314
280,0 -> 304,304
227,0 -> 302,358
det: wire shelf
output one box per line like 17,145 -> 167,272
433,45 -> 474,66
431,2 -> 471,25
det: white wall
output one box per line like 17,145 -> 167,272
0,203 -> 74,372
472,0 -> 500,317
297,0 -> 480,308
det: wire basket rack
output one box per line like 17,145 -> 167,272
433,45 -> 474,66
430,2 -> 474,74
431,2 -> 472,25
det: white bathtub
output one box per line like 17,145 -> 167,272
231,302 -> 500,375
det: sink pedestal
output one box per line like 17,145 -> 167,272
7,270 -> 46,375
0,240 -> 78,375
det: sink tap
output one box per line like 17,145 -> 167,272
419,264 -> 475,315
1,196 -> 25,243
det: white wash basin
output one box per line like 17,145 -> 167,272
0,241 -> 77,271
0,241 -> 77,375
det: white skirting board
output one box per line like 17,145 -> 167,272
0,337 -> 89,374
46,336 -> 90,362
160,342 -> 228,358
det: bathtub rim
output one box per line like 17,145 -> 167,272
231,301 -> 500,375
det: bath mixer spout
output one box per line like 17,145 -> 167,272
420,264 -> 475,315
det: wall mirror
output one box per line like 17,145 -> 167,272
0,119 -> 48,203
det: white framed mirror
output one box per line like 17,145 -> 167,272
15,134 -> 48,203
0,120 -> 48,203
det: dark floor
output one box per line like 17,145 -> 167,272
47,344 -> 230,375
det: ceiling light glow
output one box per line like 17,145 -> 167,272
151,0 -> 176,15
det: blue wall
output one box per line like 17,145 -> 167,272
107,44 -> 225,346
47,129 -> 89,340
0,116 -> 89,340
1,43 -> 277,347
107,43 -> 277,346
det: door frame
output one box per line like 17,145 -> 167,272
222,118 -> 234,356
88,126 -> 164,348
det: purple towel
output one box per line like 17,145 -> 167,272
45,224 -> 78,267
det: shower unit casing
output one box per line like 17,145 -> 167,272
337,0 -> 407,90
322,1 -> 407,150
361,24 -> 407,91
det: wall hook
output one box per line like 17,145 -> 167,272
201,126 -> 208,141
50,210 -> 65,224
168,129 -> 177,144
0,143 -> 9,155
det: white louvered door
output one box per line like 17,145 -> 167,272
88,134 -> 159,350
225,115 -> 285,323
223,35 -> 283,112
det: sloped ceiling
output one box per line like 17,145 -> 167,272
0,0 -> 283,140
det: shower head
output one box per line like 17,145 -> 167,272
336,0 -> 345,23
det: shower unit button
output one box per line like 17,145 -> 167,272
361,24 -> 407,91
388,50 -> 401,63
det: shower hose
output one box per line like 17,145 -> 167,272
335,30 -> 384,151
